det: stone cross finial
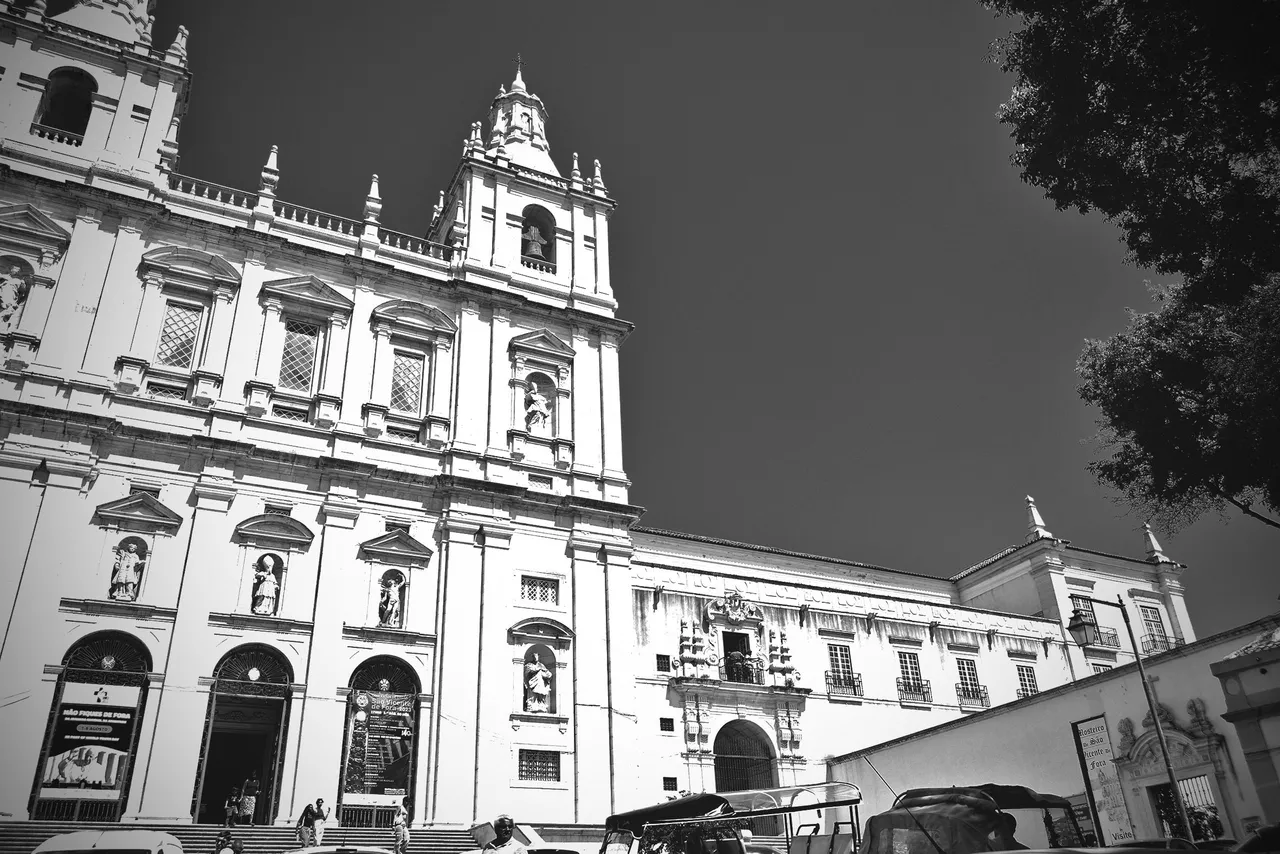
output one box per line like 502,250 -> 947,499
1143,522 -> 1174,564
259,145 -> 280,196
1025,495 -> 1052,543
363,174 -> 381,224
27,0 -> 48,21
571,153 -> 581,180
166,25 -> 189,65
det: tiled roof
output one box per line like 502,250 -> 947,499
630,526 -> 940,581
1223,623 -> 1280,659
949,543 -> 1027,581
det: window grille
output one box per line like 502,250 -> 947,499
279,320 -> 319,391
529,474 -> 553,490
520,575 -> 559,605
956,658 -> 981,693
828,644 -> 854,680
146,382 -> 186,400
659,717 -> 675,732
272,404 -> 309,422
390,351 -> 424,413
155,302 -> 201,369
385,425 -> 420,442
1092,663 -> 1113,674
1016,664 -> 1039,697
898,651 -> 922,686
1139,605 -> 1167,638
518,749 -> 559,781
1070,595 -> 1096,619
655,654 -> 671,673
662,777 -> 679,792
129,485 -> 161,499
264,505 -> 292,516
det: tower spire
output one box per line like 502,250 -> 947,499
483,58 -> 559,176
1143,523 -> 1175,564
512,53 -> 527,93
1025,495 -> 1053,543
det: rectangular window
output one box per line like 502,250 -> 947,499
129,485 -> 161,499
1016,664 -> 1039,696
898,651 -> 922,686
662,777 -> 679,792
1092,663 -> 1113,674
279,319 -> 320,391
390,350 -> 424,414
520,575 -> 559,605
1070,595 -> 1096,619
659,717 -> 675,732
264,504 -> 292,516
155,302 -> 202,369
828,644 -> 854,680
518,749 -> 560,782
655,654 -> 672,673
1140,605 -> 1167,638
956,658 -> 981,693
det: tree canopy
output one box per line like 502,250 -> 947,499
987,1 -> 1280,530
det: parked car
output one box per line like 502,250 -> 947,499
1113,840 -> 1238,851
34,831 -> 183,854
280,848 -> 395,854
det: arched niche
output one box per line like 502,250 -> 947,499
519,204 -> 557,271
191,644 -> 295,826
91,491 -> 183,605
1,256 -> 35,332
358,529 -> 432,631
509,619 -> 573,725
507,329 -> 575,466
337,656 -> 422,827
38,68 -> 98,138
31,631 -> 153,822
232,515 -> 313,619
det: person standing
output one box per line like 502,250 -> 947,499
223,787 -> 240,828
483,815 -> 528,854
239,770 -> 260,826
296,799 -> 318,847
312,798 -> 330,845
392,797 -> 411,854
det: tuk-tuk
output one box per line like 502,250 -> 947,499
859,785 -> 1087,854
601,783 -> 864,854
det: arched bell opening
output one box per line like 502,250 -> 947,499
38,68 -> 98,138
30,631 -> 153,822
336,656 -> 420,828
519,205 -> 556,271
191,644 -> 294,825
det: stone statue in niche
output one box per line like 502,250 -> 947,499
109,538 -> 147,601
524,653 -> 552,713
251,554 -> 281,616
522,225 -> 547,259
525,382 -> 551,434
378,572 -> 406,628
1117,717 -> 1136,757
0,263 -> 31,331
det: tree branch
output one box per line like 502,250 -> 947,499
1222,494 -> 1280,530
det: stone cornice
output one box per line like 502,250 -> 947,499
341,624 -> 436,647
208,611 -> 315,636
59,598 -> 178,622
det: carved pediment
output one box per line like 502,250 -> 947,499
510,328 -> 575,361
510,617 -> 574,648
140,246 -> 240,290
359,530 -> 433,565
0,204 -> 71,266
371,300 -> 457,337
233,514 -> 315,550
261,275 -> 353,315
93,492 -> 183,535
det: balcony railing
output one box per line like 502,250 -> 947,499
1141,633 -> 1186,655
1093,627 -> 1121,649
521,255 -> 556,274
1016,688 -> 1039,699
956,683 -> 991,708
168,173 -> 257,209
896,677 -> 932,704
825,671 -> 864,698
719,655 -> 765,685
31,122 -> 83,147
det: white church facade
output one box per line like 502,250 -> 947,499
0,0 -> 1198,832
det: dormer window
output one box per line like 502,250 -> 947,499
36,68 -> 98,142
520,205 -> 556,272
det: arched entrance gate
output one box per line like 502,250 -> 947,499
714,721 -> 779,835
191,645 -> 293,824
336,657 -> 420,827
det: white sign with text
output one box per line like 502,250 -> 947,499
1073,716 -> 1136,844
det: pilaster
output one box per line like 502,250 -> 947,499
35,205 -> 111,374
83,214 -> 147,375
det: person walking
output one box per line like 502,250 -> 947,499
312,798 -> 330,845
392,797 -> 411,854
223,788 -> 240,828
239,770 -> 260,826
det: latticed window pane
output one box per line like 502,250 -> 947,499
1092,663 -> 1112,674
659,717 -> 675,732
1016,664 -> 1039,695
390,351 -> 424,413
155,302 -> 201,368
956,658 -> 980,692
1070,595 -> 1096,618
828,644 -> 853,680
279,320 -> 319,391
662,777 -> 679,792
898,651 -> 922,684
1140,605 -> 1167,638
521,575 -> 559,605
655,654 -> 671,673
518,749 -> 559,781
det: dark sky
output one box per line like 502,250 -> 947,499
135,1 -> 1270,637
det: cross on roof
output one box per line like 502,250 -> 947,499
514,53 -> 525,75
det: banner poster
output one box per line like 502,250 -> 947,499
1072,715 -> 1136,845
40,683 -> 140,801
342,691 -> 414,803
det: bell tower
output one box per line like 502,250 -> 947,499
429,61 -> 617,318
0,0 -> 191,198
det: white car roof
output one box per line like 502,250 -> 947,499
34,831 -> 183,853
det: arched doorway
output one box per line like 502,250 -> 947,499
31,632 -> 152,822
191,645 -> 293,825
714,720 -> 778,834
337,657 -> 420,827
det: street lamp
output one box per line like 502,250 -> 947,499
1066,596 -> 1194,842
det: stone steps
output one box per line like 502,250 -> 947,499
0,821 -> 477,854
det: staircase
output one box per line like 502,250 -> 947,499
0,821 -> 477,854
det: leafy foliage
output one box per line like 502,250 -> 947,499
1077,278 -> 1280,531
988,1 -> 1280,530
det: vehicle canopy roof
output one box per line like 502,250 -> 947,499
605,794 -> 734,836
606,783 -> 863,836
34,831 -> 183,854
863,790 -> 1002,854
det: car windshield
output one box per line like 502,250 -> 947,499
1000,808 -> 1083,850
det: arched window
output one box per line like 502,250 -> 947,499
1,256 -> 34,333
523,370 -> 555,436
107,536 -> 149,602
192,644 -> 293,825
519,205 -> 556,271
32,632 -> 152,822
339,657 -> 421,827
522,644 -> 556,714
38,68 -> 98,138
